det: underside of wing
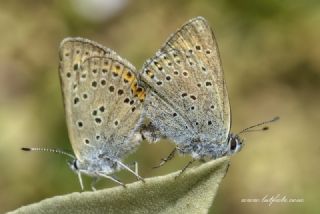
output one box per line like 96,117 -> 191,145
140,17 -> 230,145
59,38 -> 145,160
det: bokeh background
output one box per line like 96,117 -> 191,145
1,0 -> 319,213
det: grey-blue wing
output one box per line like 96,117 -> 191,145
140,17 -> 230,146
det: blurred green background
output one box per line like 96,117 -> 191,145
1,0 -> 319,213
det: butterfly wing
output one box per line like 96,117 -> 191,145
140,17 -> 230,148
59,38 -> 145,161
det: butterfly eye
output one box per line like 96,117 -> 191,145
73,160 -> 79,170
68,159 -> 79,171
230,138 -> 237,151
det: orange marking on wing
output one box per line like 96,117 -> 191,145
130,79 -> 138,94
122,69 -> 134,84
138,91 -> 145,102
111,63 -> 123,76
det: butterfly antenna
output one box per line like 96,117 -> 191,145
21,147 -> 75,159
238,116 -> 280,135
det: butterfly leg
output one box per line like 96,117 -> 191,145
175,159 -> 196,179
98,154 -> 145,182
127,161 -> 140,179
116,160 -> 145,183
90,177 -> 100,191
97,172 -> 126,187
153,147 -> 177,169
77,171 -> 84,191
223,162 -> 231,179
134,161 -> 139,175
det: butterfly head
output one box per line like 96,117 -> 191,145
68,158 -> 80,172
227,133 -> 244,155
226,116 -> 280,156
67,158 -> 97,176
67,158 -> 87,191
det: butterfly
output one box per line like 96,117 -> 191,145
22,38 -> 146,190
139,17 -> 278,173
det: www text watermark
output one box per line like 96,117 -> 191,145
241,194 -> 304,206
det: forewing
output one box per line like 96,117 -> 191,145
59,38 -> 145,161
140,17 -> 230,145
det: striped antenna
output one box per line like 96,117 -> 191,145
238,116 -> 280,134
21,147 -> 75,159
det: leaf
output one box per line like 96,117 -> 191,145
9,157 -> 230,214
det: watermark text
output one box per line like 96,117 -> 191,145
241,194 -> 304,206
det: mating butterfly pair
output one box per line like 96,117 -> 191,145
23,17 -> 278,190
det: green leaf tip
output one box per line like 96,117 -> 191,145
9,156 -> 230,214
